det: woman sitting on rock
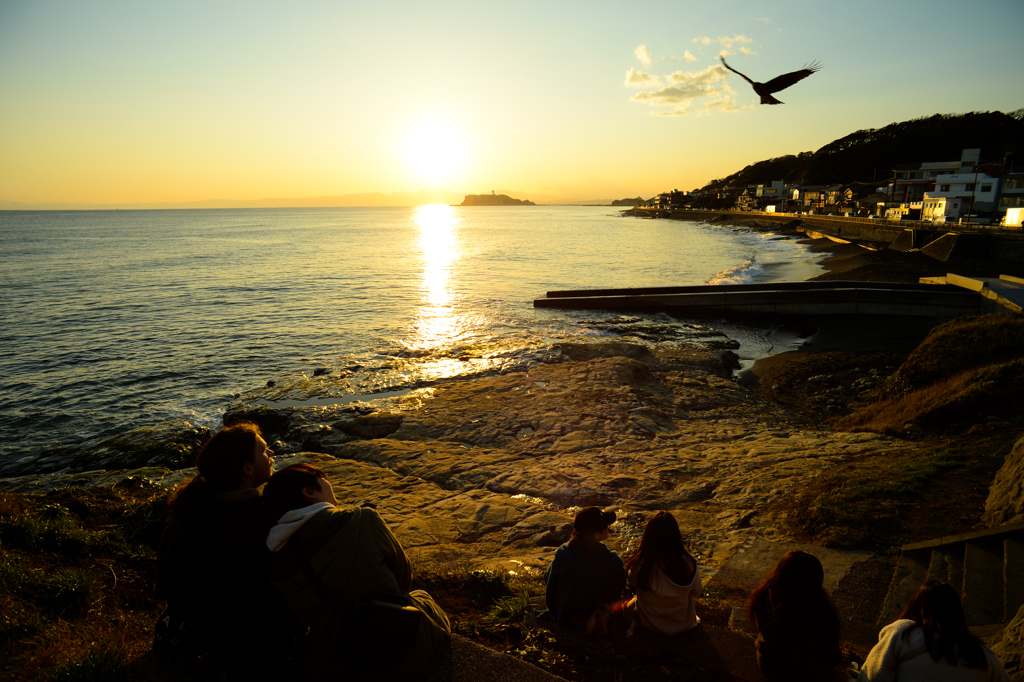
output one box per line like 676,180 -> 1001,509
542,506 -> 626,633
747,550 -> 843,682
861,581 -> 1009,681
156,421 -> 296,667
623,511 -> 702,635
263,463 -> 451,680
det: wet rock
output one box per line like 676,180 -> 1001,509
0,420 -> 210,478
224,403 -> 293,435
313,367 -> 329,377
332,412 -> 404,440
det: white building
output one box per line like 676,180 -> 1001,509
922,196 -> 966,222
924,170 -> 1000,214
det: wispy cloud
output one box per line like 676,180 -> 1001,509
692,34 -> 753,50
756,17 -> 771,24
634,44 -> 652,66
624,67 -> 662,88
631,64 -> 744,116
625,36 -> 757,116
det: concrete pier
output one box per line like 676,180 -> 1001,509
534,280 -> 984,318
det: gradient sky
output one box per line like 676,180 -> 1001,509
2,0 -> 1022,205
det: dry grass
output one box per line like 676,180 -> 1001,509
834,313 -> 1024,433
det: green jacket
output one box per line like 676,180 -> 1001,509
270,506 -> 450,680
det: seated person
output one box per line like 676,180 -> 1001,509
542,506 -> 626,631
263,464 -> 451,680
747,550 -> 843,682
861,581 -> 1010,681
156,421 -> 295,667
623,511 -> 702,635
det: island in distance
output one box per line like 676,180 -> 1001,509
459,192 -> 535,206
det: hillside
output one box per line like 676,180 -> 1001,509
701,110 -> 1024,190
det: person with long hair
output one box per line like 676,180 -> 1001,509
861,581 -> 1009,681
747,550 -> 843,682
542,506 -> 626,632
155,421 -> 295,666
623,511 -> 702,635
263,464 -> 451,680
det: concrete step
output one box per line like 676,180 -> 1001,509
1004,538 -> 1024,622
878,548 -> 930,626
962,540 -> 1005,626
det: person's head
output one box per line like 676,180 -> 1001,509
899,581 -> 985,669
167,421 -> 273,522
571,507 -> 616,545
748,550 -> 839,633
263,464 -> 337,524
196,421 -> 274,492
624,511 -> 689,590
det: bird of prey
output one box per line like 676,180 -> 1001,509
719,56 -> 821,105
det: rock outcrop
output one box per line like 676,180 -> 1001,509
984,434 -> 1024,528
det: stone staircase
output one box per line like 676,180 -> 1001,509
878,522 -> 1024,631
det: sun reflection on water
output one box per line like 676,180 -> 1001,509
410,205 -> 465,356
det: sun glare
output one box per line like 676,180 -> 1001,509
406,121 -> 466,186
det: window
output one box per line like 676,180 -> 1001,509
965,184 -> 975,191
981,184 -> 992,192
1005,179 -> 1024,190
910,172 -> 923,179
1000,196 -> 1024,208
940,185 -> 950,192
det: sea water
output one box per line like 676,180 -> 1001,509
0,206 -> 827,464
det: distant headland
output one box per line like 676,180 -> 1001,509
459,192 -> 535,206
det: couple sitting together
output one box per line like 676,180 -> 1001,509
546,507 -> 1010,681
155,421 -> 450,680
542,505 -> 702,637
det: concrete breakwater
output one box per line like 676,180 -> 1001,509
535,281 -> 984,319
630,208 -> 1024,263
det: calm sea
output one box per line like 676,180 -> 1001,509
0,206 -> 828,465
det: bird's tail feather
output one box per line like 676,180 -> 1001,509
761,93 -> 783,105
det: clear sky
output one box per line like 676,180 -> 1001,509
2,0 -> 1022,206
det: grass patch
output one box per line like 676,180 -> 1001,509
799,447 -> 966,548
48,645 -> 125,682
0,508 -> 95,557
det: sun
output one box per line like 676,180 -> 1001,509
405,121 -> 466,187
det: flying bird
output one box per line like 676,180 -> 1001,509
719,56 -> 821,105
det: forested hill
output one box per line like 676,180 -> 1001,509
701,110 -> 1024,191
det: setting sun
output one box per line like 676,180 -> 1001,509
405,121 -> 467,187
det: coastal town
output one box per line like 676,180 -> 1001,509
636,147 -> 1024,230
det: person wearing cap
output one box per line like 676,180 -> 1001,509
541,506 -> 626,632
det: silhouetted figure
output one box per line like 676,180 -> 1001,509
748,550 -> 843,682
720,57 -> 821,105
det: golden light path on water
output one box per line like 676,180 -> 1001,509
407,204 -> 484,380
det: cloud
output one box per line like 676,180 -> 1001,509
666,50 -> 698,63
634,45 -> 652,66
740,47 -> 756,55
624,67 -> 662,88
629,64 -> 750,116
756,17 -> 771,24
692,34 -> 753,50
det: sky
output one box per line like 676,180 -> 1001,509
2,0 -> 1023,207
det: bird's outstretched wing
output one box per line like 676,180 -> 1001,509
762,62 -> 822,94
719,57 -> 754,85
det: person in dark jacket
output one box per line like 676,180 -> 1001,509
263,464 -> 450,681
542,506 -> 626,632
155,421 -> 296,668
747,550 -> 843,682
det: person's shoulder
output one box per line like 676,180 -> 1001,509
598,544 -> 624,565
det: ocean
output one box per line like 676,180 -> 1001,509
0,206 -> 830,468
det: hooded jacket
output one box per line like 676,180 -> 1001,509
268,504 -> 450,680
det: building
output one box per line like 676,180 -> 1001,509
922,196 -> 967,222
996,172 -> 1024,219
889,149 -> 980,203
925,170 -> 1000,215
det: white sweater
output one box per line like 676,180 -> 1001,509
861,620 -> 1010,682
